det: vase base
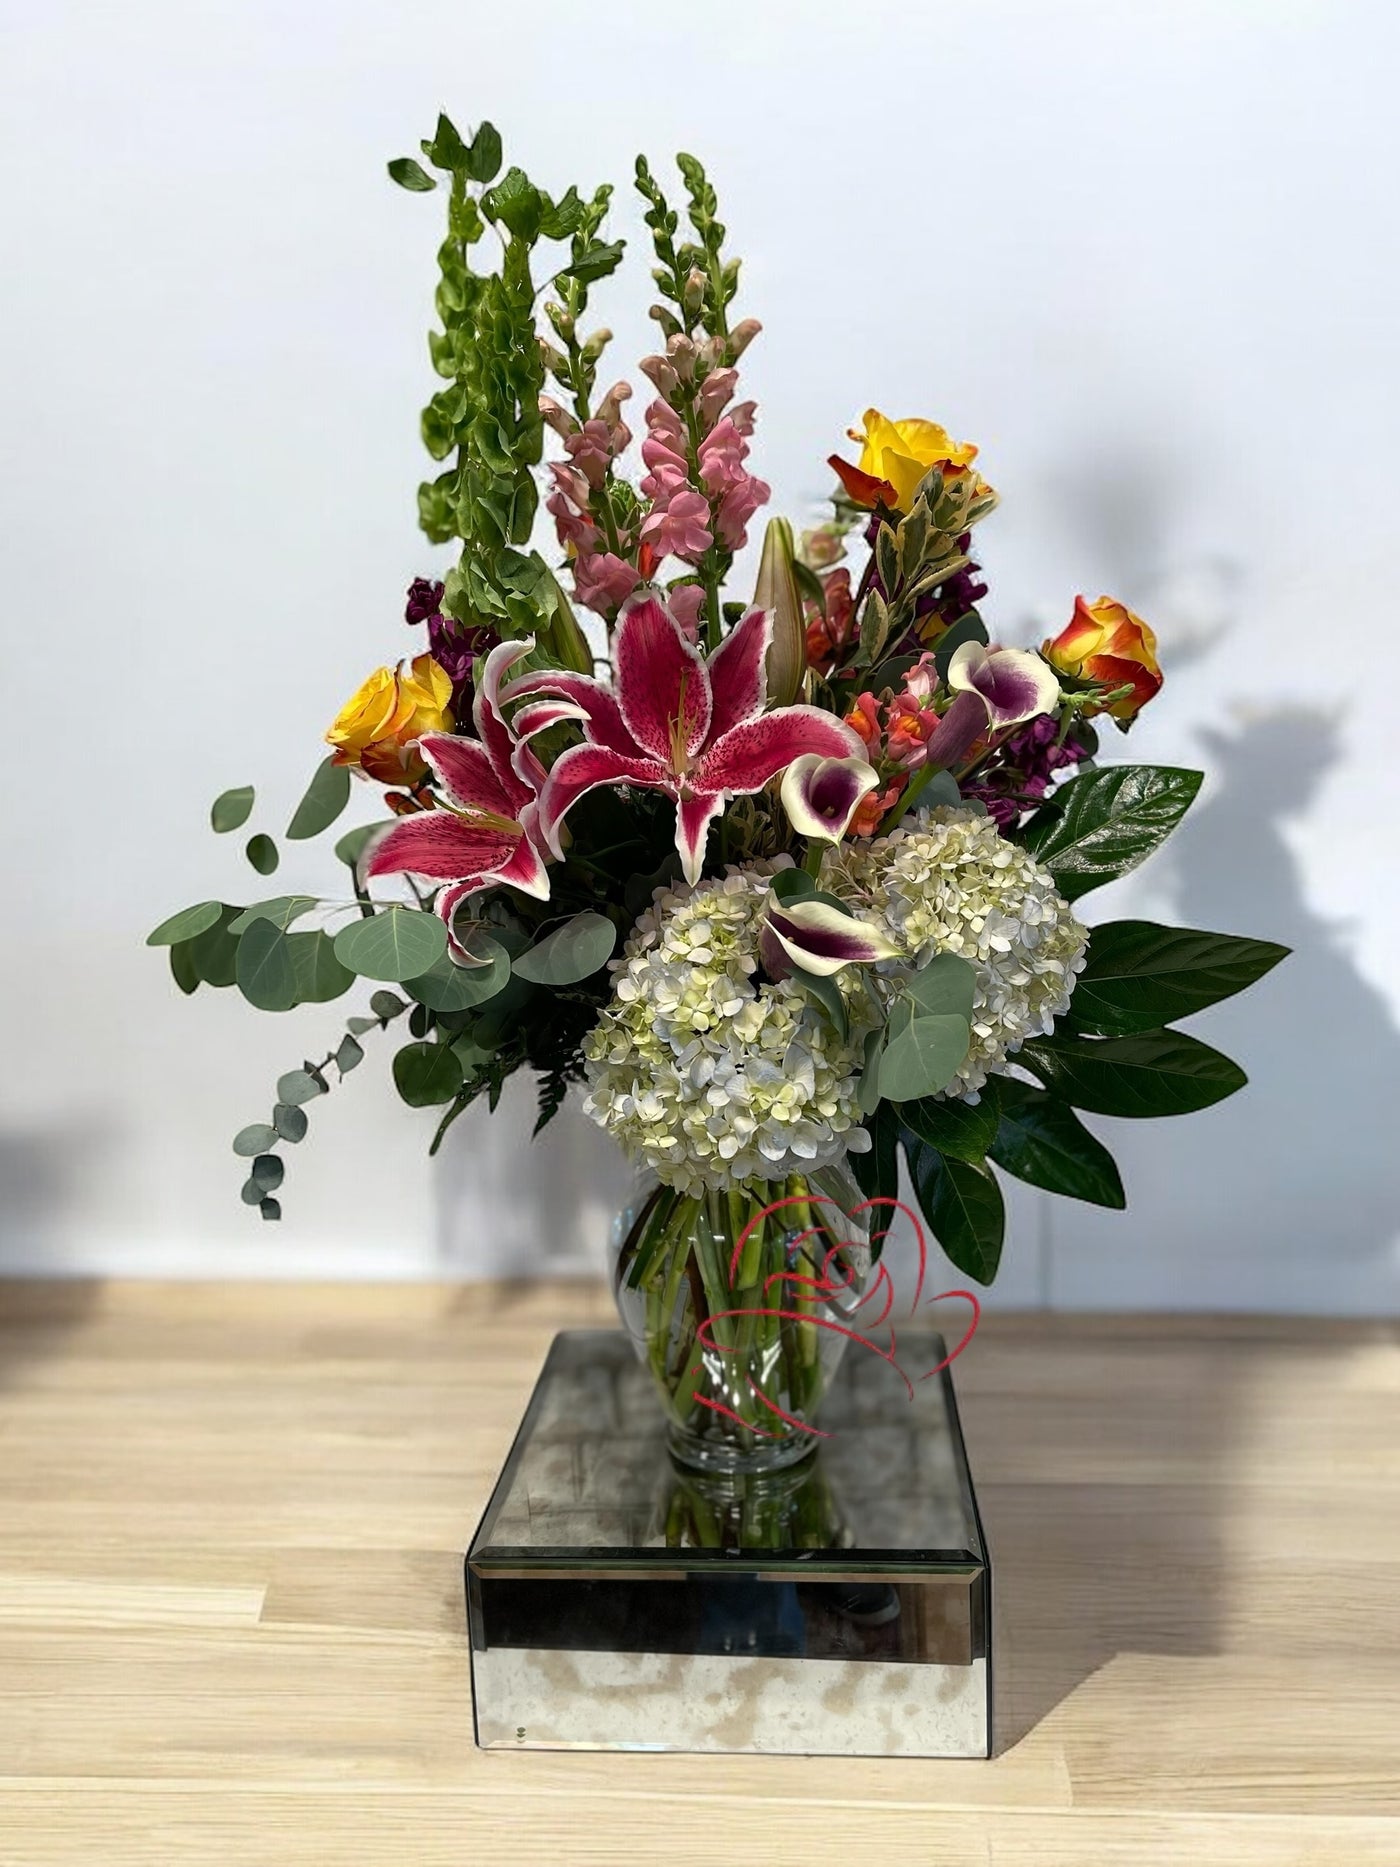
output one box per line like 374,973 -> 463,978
667,1423 -> 819,1476
466,1328 -> 992,1758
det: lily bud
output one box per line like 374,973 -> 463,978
753,516 -> 805,706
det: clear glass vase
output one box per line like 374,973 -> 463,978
609,1160 -> 871,1474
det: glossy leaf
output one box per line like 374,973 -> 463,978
286,758 -> 352,841
333,908 -> 448,982
904,1139 -> 1005,1285
850,1100 -> 900,1228
988,1078 -> 1125,1207
1020,765 -> 1203,901
388,156 -> 436,191
147,901 -> 223,947
1021,1029 -> 1247,1117
901,1082 -> 1001,1163
210,786 -> 255,833
1067,920 -> 1289,1036
235,919 -> 298,1012
466,122 -> 503,183
877,1013 -> 971,1103
392,1040 -> 464,1108
513,911 -> 616,985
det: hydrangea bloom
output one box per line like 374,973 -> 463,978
835,807 -> 1089,1095
582,866 -> 872,1193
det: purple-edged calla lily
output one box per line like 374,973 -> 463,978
364,638 -> 551,940
780,753 -> 879,845
946,640 -> 1060,729
512,591 -> 864,885
759,895 -> 902,980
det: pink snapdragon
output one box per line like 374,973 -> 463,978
573,551 -> 643,617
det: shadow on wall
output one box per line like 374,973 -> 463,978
432,1070 -> 632,1279
1151,707 -> 1400,1307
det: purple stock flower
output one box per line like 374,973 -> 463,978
405,578 -> 445,625
403,578 -> 496,704
961,714 -> 1092,828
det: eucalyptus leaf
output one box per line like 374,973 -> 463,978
228,897 -> 318,935
1021,1029 -> 1247,1117
335,822 -> 386,871
233,1123 -> 277,1157
392,1040 -> 464,1108
335,1034 -> 364,1074
259,1197 -> 282,1222
513,911 -> 616,985
245,834 -> 279,877
235,919 -> 298,1012
901,1083 -> 1001,1163
790,965 -> 848,1041
370,990 -> 409,1021
1020,765 -> 1202,901
878,1013 -> 971,1102
288,930 -> 354,1004
919,769 -> 963,810
405,936 -> 511,1011
333,908 -> 448,982
169,942 -> 200,995
240,1177 -> 263,1207
904,1140 -> 1005,1285
988,1078 -> 1125,1207
1066,920 -> 1289,1036
147,901 -> 222,947
210,786 -> 254,833
286,758 -> 352,841
188,906 -> 241,989
251,1154 -> 284,1194
903,952 -> 976,1021
276,1069 -> 325,1107
272,1102 -> 309,1143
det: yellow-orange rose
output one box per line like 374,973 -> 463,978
830,409 -> 988,513
326,653 -> 453,784
1043,596 -> 1162,721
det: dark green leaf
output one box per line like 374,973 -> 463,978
1066,920 -> 1289,1036
903,953 -> 976,1021
769,867 -> 817,904
465,121 -> 503,183
857,1027 -> 885,1116
789,966 -> 848,1041
288,931 -> 354,1004
250,1154 -> 284,1193
235,920 -> 298,1012
932,611 -> 989,677
901,1082 -> 1001,1163
878,1013 -> 971,1102
233,1123 -> 277,1157
392,1040 -> 464,1108
388,156 -> 436,192
210,786 -> 254,833
425,111 -> 469,170
1022,1029 -> 1248,1117
147,901 -> 222,946
405,936 -> 511,1011
259,1197 -> 282,1222
334,908 -> 448,982
904,1140 -> 1005,1285
334,822 -> 385,871
482,166 -> 542,240
1020,765 -> 1202,901
240,1177 -> 263,1206
276,1069 -> 325,1106
169,941 -> 201,995
245,834 -> 279,877
286,758 -> 352,841
228,897 -> 318,935
370,990 -> 408,1021
566,239 -> 625,284
513,911 -> 616,985
850,1101 -> 900,1234
988,1078 -> 1125,1207
272,1102 -> 308,1143
188,906 -> 241,988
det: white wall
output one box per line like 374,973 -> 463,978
3,0 -> 1398,1307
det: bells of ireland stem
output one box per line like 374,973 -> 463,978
542,569 -> 594,675
753,516 -> 805,706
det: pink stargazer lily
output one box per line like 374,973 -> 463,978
364,639 -> 551,937
508,592 -> 864,885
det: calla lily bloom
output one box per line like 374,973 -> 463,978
780,754 -> 880,845
511,592 -> 864,885
760,894 -> 901,980
364,639 -> 551,937
946,640 -> 1061,730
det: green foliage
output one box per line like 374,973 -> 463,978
988,1079 -> 1125,1208
393,1039 -> 464,1107
235,919 -> 298,1012
404,937 -> 511,1011
245,833 -> 279,877
333,907 -> 448,982
1022,1029 -> 1248,1117
228,897 -> 318,935
272,1102 -> 308,1143
388,156 -> 436,192
288,931 -> 354,1004
849,1100 -> 901,1233
1066,921 -> 1289,1036
210,785 -> 254,833
1019,765 -> 1203,901
901,1082 -> 1001,1163
513,911 -> 616,984
233,1123 -> 277,1157
877,1014 -> 971,1103
904,1140 -> 1005,1285
903,953 -> 976,1020
188,906 -> 241,987
286,758 -> 352,841
334,823 -> 383,871
147,901 -> 222,946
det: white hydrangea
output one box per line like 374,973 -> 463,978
582,864 -> 873,1194
835,806 -> 1089,1096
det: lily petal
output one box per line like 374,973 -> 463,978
364,810 -> 520,886
704,604 -> 771,743
766,898 -> 902,977
780,753 -> 879,843
510,699 -> 591,741
536,742 -> 670,857
675,791 -> 725,886
472,636 -> 539,812
947,641 -> 1060,728
612,592 -> 712,765
693,707 -> 865,796
502,668 -> 638,759
417,733 -> 518,818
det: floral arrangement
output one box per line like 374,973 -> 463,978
150,115 -> 1286,1295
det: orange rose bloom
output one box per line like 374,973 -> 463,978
1043,595 -> 1162,721
326,653 -> 454,784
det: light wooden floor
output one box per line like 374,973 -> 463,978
0,1282 -> 1397,1865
